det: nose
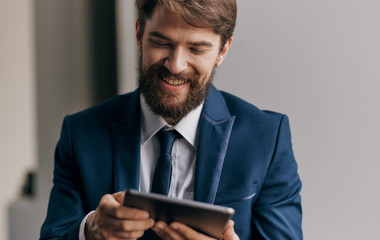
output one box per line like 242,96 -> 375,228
164,48 -> 188,74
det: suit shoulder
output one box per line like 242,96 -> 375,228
69,91 -> 138,122
219,91 -> 285,123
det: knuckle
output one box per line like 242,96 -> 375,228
121,221 -> 133,231
98,194 -> 111,209
97,219 -> 106,229
100,194 -> 110,203
113,207 -> 124,218
135,230 -> 145,238
99,229 -> 109,238
130,230 -> 145,239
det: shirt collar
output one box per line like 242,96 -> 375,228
140,94 -> 203,148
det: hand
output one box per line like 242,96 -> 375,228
85,191 -> 155,240
152,220 -> 239,240
220,221 -> 240,240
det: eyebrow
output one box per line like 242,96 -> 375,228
149,31 -> 171,41
149,31 -> 214,48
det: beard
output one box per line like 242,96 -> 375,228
138,56 -> 216,124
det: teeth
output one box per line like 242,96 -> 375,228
164,78 -> 186,85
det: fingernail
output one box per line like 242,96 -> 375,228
171,223 -> 178,230
156,222 -> 164,230
141,212 -> 149,218
147,219 -> 153,227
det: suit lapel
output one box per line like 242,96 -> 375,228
109,86 -> 235,200
194,86 -> 235,203
111,90 -> 141,192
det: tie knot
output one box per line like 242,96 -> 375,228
157,129 -> 182,154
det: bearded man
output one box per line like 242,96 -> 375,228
40,0 -> 302,239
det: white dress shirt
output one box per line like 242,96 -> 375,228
139,95 -> 203,200
79,94 -> 203,239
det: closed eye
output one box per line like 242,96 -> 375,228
150,39 -> 171,48
190,48 -> 207,54
189,41 -> 213,55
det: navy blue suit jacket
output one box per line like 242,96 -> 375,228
40,85 -> 302,239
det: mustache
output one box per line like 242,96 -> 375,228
145,60 -> 200,83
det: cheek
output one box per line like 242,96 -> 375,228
194,61 -> 216,83
141,51 -> 153,70
146,42 -> 168,59
141,44 -> 165,69
193,52 -> 218,70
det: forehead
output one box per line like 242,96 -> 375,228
144,5 -> 221,46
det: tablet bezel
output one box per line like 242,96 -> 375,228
123,189 -> 235,238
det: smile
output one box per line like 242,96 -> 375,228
162,77 -> 187,86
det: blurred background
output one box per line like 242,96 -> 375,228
1,0 -> 379,239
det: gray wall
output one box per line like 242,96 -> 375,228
215,1 -> 380,239
117,1 -> 380,238
9,1 -> 93,239
1,1 -> 36,240
4,0 -> 380,239
8,0 -> 117,239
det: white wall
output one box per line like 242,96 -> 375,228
0,1 -> 36,240
215,0 -> 380,239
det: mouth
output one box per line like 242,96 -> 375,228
158,71 -> 189,86
162,77 -> 187,86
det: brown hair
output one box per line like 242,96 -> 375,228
135,0 -> 237,48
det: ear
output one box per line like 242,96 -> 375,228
136,20 -> 142,51
216,37 -> 233,66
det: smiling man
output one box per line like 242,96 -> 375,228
40,1 -> 302,240
137,3 -> 232,126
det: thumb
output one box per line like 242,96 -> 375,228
112,191 -> 126,204
221,220 -> 239,240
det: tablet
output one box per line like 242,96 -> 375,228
123,189 -> 235,238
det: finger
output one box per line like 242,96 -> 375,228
224,220 -> 234,229
104,228 -> 146,239
153,221 -> 183,240
114,206 -> 151,220
98,194 -> 122,217
99,194 -> 150,220
95,217 -> 155,240
152,221 -> 168,239
155,230 -> 173,240
113,191 -> 125,203
102,217 -> 155,232
221,220 -> 239,240
221,228 -> 239,240
169,222 -> 214,240
154,227 -> 174,240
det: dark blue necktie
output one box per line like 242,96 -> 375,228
151,129 -> 182,195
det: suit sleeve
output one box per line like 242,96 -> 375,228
40,116 -> 85,240
251,115 -> 303,239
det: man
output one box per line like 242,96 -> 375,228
40,0 -> 302,239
